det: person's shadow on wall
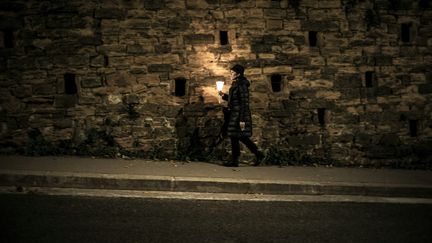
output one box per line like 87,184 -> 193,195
175,97 -> 228,163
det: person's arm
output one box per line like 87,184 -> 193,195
219,91 -> 229,101
238,84 -> 249,122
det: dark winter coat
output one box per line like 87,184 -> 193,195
222,76 -> 252,138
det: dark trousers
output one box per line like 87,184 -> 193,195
230,136 -> 259,158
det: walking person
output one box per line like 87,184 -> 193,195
218,64 -> 265,167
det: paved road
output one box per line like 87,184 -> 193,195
1,194 -> 431,243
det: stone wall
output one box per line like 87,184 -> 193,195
0,0 -> 431,167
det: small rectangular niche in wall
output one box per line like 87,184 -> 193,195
401,23 -> 412,43
175,78 -> 186,97
3,29 -> 14,48
365,71 -> 375,88
409,119 -> 418,137
271,74 -> 282,92
308,31 -> 318,47
64,73 -> 77,94
220,31 -> 229,45
104,55 -> 109,67
318,108 -> 326,126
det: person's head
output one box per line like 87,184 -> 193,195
230,64 -> 245,80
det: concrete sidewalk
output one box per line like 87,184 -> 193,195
0,155 -> 431,198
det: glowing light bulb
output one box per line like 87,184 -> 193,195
216,81 -> 224,91
216,81 -> 224,104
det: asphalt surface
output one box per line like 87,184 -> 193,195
2,193 -> 432,243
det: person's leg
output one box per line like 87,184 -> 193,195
224,136 -> 239,167
239,136 -> 264,166
239,136 -> 258,154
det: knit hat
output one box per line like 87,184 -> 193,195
230,64 -> 245,75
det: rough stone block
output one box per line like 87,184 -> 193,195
124,94 -> 140,104
0,16 -> 23,29
327,56 -> 354,66
68,55 -> 89,67
184,34 -> 215,45
321,0 -> 342,8
78,95 -> 101,105
376,86 -> 393,96
266,19 -> 283,29
148,64 -> 172,73
54,119 -> 73,129
291,35 -> 305,45
263,8 -> 286,19
301,20 -> 339,31
379,134 -> 401,147
46,14 -> 86,29
80,35 -> 102,45
263,66 -> 292,74
108,56 -> 132,68
155,43 -> 172,54
244,18 -> 266,29
168,17 -> 190,31
54,95 -> 78,108
101,19 -> 120,35
340,89 -> 361,100
289,89 -> 316,99
95,8 -> 126,19
144,0 -> 165,10
122,19 -> 151,29
7,57 -> 37,70
134,55 -> 163,65
260,126 -> 279,139
33,84 -> 55,95
258,53 -> 275,59
225,9 -> 243,18
332,113 -> 359,124
262,35 -> 278,44
334,133 -> 354,143
355,133 -> 374,145
282,99 -> 298,110
117,73 -> 137,87
251,43 -> 272,53
12,85 -> 32,98
130,67 -> 148,75
97,44 -> 125,56
186,0 -> 209,9
81,77 -> 102,88
277,54 -> 310,66
310,56 -> 325,66
245,68 -> 262,76
287,135 -> 321,146
410,64 -> 430,73
396,74 -> 411,85
418,84 -> 432,94
374,55 -> 393,65
315,90 -> 341,100
127,44 -> 148,54
334,73 -> 362,89
0,2 -> 26,11
349,39 -> 375,47
400,46 -> 417,57
90,55 -> 106,67
427,72 -> 432,83
0,57 -> 6,70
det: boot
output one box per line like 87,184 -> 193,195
223,156 -> 239,167
250,151 -> 265,166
